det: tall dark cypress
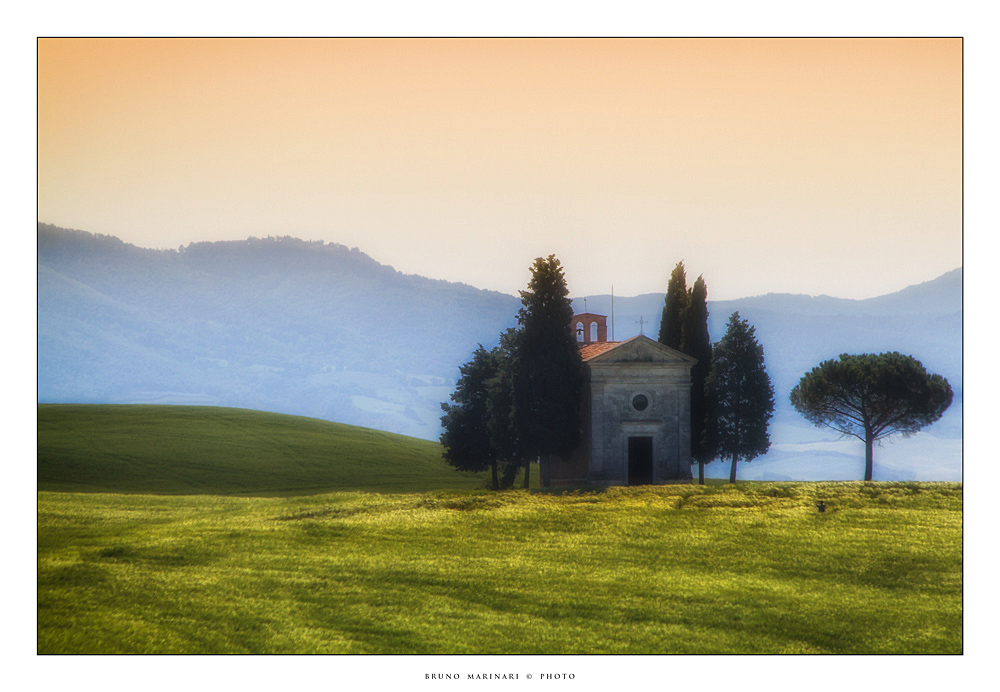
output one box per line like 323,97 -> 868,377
658,261 -> 688,350
513,255 -> 584,488
680,275 -> 713,484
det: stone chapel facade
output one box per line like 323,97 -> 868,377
546,312 -> 697,486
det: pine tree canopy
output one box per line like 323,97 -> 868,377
789,352 -> 952,480
790,352 -> 952,441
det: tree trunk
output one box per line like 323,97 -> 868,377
490,461 -> 499,491
698,461 -> 705,485
523,458 -> 531,489
865,434 -> 874,482
729,453 -> 738,484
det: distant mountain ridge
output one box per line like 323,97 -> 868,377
715,268 -> 961,317
38,223 -> 961,451
573,268 -> 961,403
38,223 -> 520,439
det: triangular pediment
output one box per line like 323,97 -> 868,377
585,335 -> 697,364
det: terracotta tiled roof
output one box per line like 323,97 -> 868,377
579,341 -> 621,361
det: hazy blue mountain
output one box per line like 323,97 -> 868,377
38,224 -> 520,439
38,223 -> 961,479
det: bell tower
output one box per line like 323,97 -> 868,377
571,313 -> 608,345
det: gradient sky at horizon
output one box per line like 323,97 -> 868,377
38,38 -> 961,300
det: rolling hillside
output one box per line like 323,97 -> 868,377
37,223 -> 961,480
37,404 -> 484,494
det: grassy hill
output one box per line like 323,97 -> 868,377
36,404 -> 961,654
38,482 -> 962,654
37,404 -> 484,495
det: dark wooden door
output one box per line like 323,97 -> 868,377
628,437 -> 653,485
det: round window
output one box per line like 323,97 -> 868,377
631,394 -> 649,411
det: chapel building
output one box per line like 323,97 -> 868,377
546,312 -> 696,486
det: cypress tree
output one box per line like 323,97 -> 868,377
487,328 -> 527,489
441,333 -> 527,490
513,255 -> 584,488
680,275 -> 713,484
440,346 -> 505,489
704,312 -> 775,483
658,261 -> 688,350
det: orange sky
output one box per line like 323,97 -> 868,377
37,38 -> 961,299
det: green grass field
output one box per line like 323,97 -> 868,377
37,405 -> 962,654
38,404 -> 484,494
